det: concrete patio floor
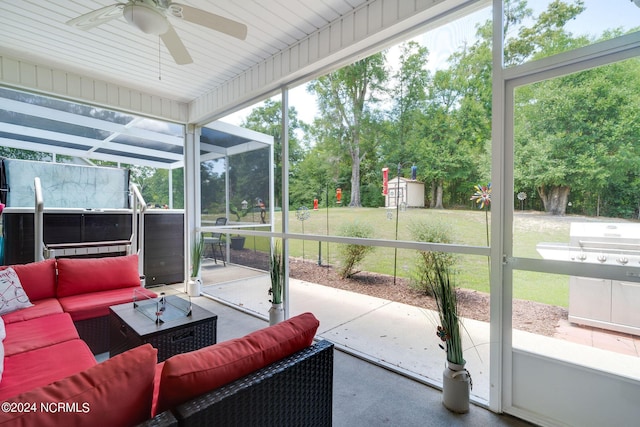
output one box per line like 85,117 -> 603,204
197,260 -> 640,405
155,278 -> 532,426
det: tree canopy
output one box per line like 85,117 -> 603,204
6,0 -> 640,219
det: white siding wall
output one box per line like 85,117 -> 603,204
0,55 -> 188,123
511,350 -> 640,427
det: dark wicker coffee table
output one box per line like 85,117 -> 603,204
109,295 -> 217,362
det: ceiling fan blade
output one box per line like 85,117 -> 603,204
66,3 -> 126,30
160,24 -> 193,65
168,3 -> 247,40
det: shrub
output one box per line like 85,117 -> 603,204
408,220 -> 457,296
337,221 -> 375,279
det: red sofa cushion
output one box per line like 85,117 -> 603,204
0,259 -> 56,302
151,362 -> 164,417
0,344 -> 157,427
0,339 -> 96,401
155,312 -> 320,414
4,313 -> 79,356
56,255 -> 141,298
1,298 -> 63,324
58,287 -> 157,321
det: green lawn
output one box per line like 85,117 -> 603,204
207,207 -> 575,308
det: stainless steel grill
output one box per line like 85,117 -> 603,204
569,222 -> 640,266
537,222 -> 640,336
537,222 -> 640,266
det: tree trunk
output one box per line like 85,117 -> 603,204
538,185 -> 570,215
349,142 -> 361,207
429,181 -> 437,208
434,180 -> 444,209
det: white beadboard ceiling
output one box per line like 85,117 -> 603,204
0,0 -> 369,105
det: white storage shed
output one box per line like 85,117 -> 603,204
385,176 -> 425,208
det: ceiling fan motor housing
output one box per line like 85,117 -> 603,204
123,3 -> 169,35
66,0 -> 247,65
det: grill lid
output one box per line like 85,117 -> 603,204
537,222 -> 640,266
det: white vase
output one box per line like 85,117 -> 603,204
442,360 -> 471,413
187,277 -> 202,297
268,303 -> 284,325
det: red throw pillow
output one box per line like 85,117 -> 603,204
0,344 -> 157,427
56,255 -> 141,297
155,312 -> 320,414
0,259 -> 56,301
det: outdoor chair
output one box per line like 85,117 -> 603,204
204,217 -> 227,265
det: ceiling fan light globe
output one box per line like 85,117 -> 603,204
123,4 -> 169,35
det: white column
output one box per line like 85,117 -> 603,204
168,167 -> 174,209
281,88 -> 290,319
183,124 -> 201,290
224,152 -> 230,263
490,0 -> 508,413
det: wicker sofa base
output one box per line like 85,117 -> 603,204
74,316 -> 110,355
170,339 -> 334,427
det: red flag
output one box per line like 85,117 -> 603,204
382,167 -> 389,195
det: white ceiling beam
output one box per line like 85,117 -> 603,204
199,143 -> 227,156
0,122 -> 182,161
200,152 -> 226,162
0,137 -> 172,169
3,98 -> 184,146
205,121 -> 273,145
225,140 -> 267,156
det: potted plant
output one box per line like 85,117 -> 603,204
229,203 -> 249,250
188,233 -> 204,297
230,235 -> 246,250
268,240 -> 284,325
428,257 -> 472,413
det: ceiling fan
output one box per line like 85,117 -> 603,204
66,0 -> 247,65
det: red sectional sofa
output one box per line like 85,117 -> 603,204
0,256 -> 334,426
0,255 -> 156,354
0,255 -> 156,403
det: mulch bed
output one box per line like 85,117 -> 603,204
230,248 -> 567,336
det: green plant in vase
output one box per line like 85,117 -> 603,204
268,240 -> 284,325
427,257 -> 472,413
429,258 -> 463,365
190,233 -> 204,278
188,233 -> 204,297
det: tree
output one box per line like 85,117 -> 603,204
387,42 -> 430,166
129,165 -> 156,194
241,99 -> 305,208
415,68 -> 475,209
200,161 -> 224,214
515,59 -> 640,215
308,53 -> 387,207
0,147 -> 50,161
290,117 -> 351,207
504,0 -> 586,66
508,1 -> 640,216
227,149 -> 270,219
